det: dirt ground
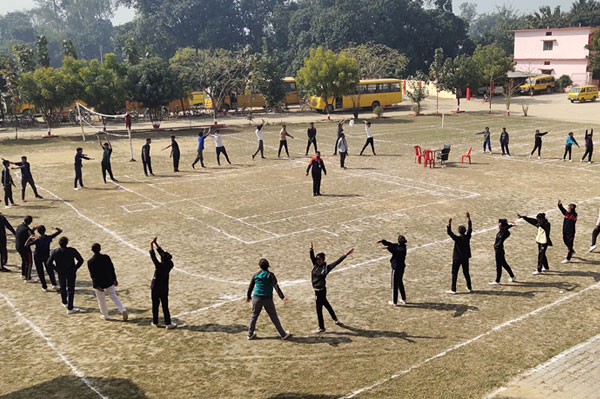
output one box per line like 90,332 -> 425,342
1,107 -> 600,399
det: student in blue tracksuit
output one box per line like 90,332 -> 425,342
378,235 -> 407,305
446,212 -> 473,294
563,132 -> 580,161
246,259 -> 291,340
192,129 -> 209,169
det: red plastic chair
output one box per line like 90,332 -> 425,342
414,145 -> 425,164
423,150 -> 434,168
461,146 -> 472,164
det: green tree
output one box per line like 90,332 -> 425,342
470,6 -> 525,55
254,45 -> 287,111
429,47 -> 445,115
525,6 -> 568,28
586,29 -> 600,79
62,38 -> 78,59
406,71 -> 429,116
472,44 -> 514,112
36,35 -> 50,67
437,54 -> 481,112
123,35 -> 141,65
12,43 -> 36,72
343,42 -> 408,79
296,47 -> 359,114
569,0 -> 600,27
126,56 -> 183,125
0,58 -> 23,136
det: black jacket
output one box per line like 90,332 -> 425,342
521,216 -> 552,246
494,225 -> 512,251
48,246 -> 84,274
558,204 -> 577,234
534,132 -> 548,144
87,253 -> 118,289
150,247 -> 173,291
447,220 -> 472,260
310,249 -> 345,291
0,215 -> 16,241
381,240 -> 407,270
15,223 -> 33,251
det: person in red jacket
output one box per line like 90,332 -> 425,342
306,151 -> 327,196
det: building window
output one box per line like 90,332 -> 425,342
546,31 -> 552,36
543,41 -> 553,51
541,69 -> 553,75
544,61 -> 551,65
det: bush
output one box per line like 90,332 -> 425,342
556,75 -> 573,91
373,106 -> 384,117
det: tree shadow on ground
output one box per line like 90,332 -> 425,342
549,269 -> 600,282
471,290 -> 542,298
402,302 -> 479,317
333,324 -> 444,344
0,375 -> 146,399
268,393 -> 342,399
513,280 -> 579,291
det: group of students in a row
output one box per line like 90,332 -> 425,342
477,127 -> 594,162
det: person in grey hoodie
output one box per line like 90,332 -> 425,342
500,127 -> 510,156
337,133 -> 348,169
476,127 -> 492,153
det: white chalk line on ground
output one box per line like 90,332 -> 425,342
484,332 -> 600,399
0,291 -> 108,399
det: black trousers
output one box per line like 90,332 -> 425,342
3,185 -> 14,206
74,166 -> 84,188
563,145 -> 573,160
537,243 -> 550,272
173,152 -> 180,172
592,226 -> 600,246
392,267 -> 406,303
315,288 -> 337,329
58,270 -> 76,310
306,138 -> 317,155
253,140 -> 264,158
151,289 -> 171,325
216,147 -> 231,165
312,174 -> 322,196
142,157 -> 153,176
333,136 -> 341,155
451,259 -> 472,291
563,232 -> 575,259
339,151 -> 347,168
582,146 -> 593,162
360,137 -> 375,155
0,238 -> 7,267
18,247 -> 32,279
501,141 -> 510,156
278,140 -> 289,157
494,249 -> 514,282
21,177 -> 40,200
101,162 -> 116,183
34,254 -> 56,289
531,142 -> 542,157
192,149 -> 204,168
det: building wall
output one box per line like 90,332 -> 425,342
515,60 -> 591,86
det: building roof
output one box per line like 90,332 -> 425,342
514,27 -> 596,33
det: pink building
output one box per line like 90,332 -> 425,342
514,27 -> 596,86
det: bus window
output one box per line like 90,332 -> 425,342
367,84 -> 377,93
391,83 -> 401,92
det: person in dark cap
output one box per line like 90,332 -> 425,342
489,218 -> 516,285
558,199 -> 578,263
517,212 -> 552,275
378,234 -> 408,305
446,212 -> 473,294
246,259 -> 291,340
149,236 -> 176,329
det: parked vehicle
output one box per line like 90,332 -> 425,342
519,75 -> 556,95
568,85 -> 598,102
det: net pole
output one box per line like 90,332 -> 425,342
77,103 -> 86,141
128,126 -> 135,162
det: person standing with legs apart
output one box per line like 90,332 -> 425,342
306,151 -> 327,196
141,138 -> 154,176
15,216 -> 34,281
2,160 -> 17,207
562,132 -> 579,162
490,219 -> 516,284
0,212 -> 16,272
333,120 -> 346,155
337,133 -> 348,169
162,135 -> 180,172
87,243 -> 128,321
25,225 -> 62,291
500,128 -> 510,156
309,241 -> 354,333
446,212 -> 473,294
246,259 -> 291,340
98,136 -> 118,183
517,212 -> 552,275
529,130 -> 548,159
476,127 -> 492,154
360,121 -> 376,155
211,130 -> 231,166
590,208 -> 600,252
74,148 -> 93,190
252,119 -> 266,160
149,236 -> 176,329
47,236 -> 84,314
278,125 -> 294,158
306,122 -> 318,156
581,129 -> 593,163
378,235 -> 407,305
558,199 -> 578,263
5,156 -> 43,200
191,129 -> 208,169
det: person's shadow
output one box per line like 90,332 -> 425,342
402,302 -> 479,317
333,323 -> 445,344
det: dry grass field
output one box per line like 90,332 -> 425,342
1,111 -> 600,399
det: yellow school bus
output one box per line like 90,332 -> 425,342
205,77 -> 300,110
308,78 -> 403,113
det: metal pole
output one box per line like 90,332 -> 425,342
77,103 -> 86,141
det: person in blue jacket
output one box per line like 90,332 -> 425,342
562,132 -> 580,162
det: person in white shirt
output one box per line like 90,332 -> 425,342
590,209 -> 600,252
337,133 -> 348,169
210,130 -> 231,166
252,119 -> 266,160
360,121 -> 376,155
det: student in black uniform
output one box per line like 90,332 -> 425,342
2,160 -> 16,207
333,120 -> 346,155
25,225 -> 62,291
306,151 -> 327,196
6,156 -> 43,200
15,216 -> 34,281
87,243 -> 128,321
500,127 -> 510,156
581,129 -> 593,163
306,122 -> 318,155
141,138 -> 154,176
378,235 -> 407,305
309,241 -> 354,333
489,219 -> 516,284
149,236 -> 176,329
162,135 -> 180,172
529,130 -> 548,159
74,148 -> 93,190
0,211 -> 16,271
446,212 -> 473,294
558,199 -> 578,263
47,236 -> 84,314
98,136 -> 118,183
246,259 -> 291,340
517,212 -> 552,274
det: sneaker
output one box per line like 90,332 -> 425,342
570,160 -> 573,162
509,277 -> 516,282
42,287 -> 49,292
388,300 -> 397,306
122,310 -> 128,321
467,288 -> 473,293
151,321 -> 159,327
590,245 -> 597,252
561,259 -> 570,264
397,299 -> 406,305
528,155 -> 531,158
25,279 -> 38,283
489,281 -> 499,285
281,332 -> 292,340
562,159 -> 565,162
166,323 -> 177,330
445,290 -> 456,295
538,156 -> 541,160
62,303 -> 68,308
35,195 -> 43,199
589,161 -> 592,164
247,332 -> 257,340
313,328 -> 326,334
334,319 -> 343,326
4,206 -> 9,209
67,307 -> 80,314
51,285 -> 59,291
74,187 -> 79,191
100,314 -> 109,320
532,271 -> 541,275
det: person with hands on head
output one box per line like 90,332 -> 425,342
517,212 -> 552,275
47,236 -> 84,314
558,199 -> 578,263
87,243 -> 128,321
246,258 -> 292,340
25,225 -> 62,291
309,241 -> 354,333
378,234 -> 407,305
149,236 -> 176,329
446,212 -> 473,294
98,136 -> 118,184
489,218 -> 516,285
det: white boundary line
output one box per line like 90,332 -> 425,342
0,291 -> 108,399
